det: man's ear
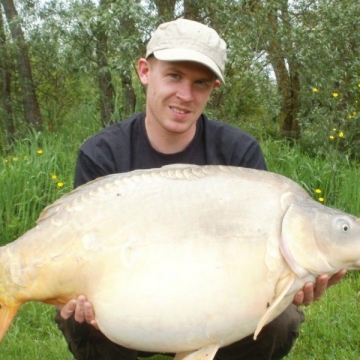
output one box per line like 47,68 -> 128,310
213,79 -> 221,90
137,58 -> 150,86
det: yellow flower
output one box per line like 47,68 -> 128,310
315,189 -> 322,194
332,92 -> 339,98
4,158 -> 9,163
57,182 -> 64,188
332,128 -> 337,131
353,111 -> 357,115
348,115 -> 353,119
37,149 -> 44,155
312,87 -> 318,93
339,131 -> 344,138
358,83 -> 360,88
12,157 -> 19,162
51,174 -> 57,180
329,135 -> 335,140
318,197 -> 324,202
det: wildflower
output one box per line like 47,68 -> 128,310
358,83 -> 360,88
318,197 -> 324,202
57,182 -> 64,188
332,128 -> 337,132
315,189 -> 322,194
37,149 -> 44,155
353,111 -> 357,115
329,135 -> 335,140
339,131 -> 344,138
51,174 -> 57,180
332,92 -> 339,98
12,157 -> 19,162
312,87 -> 318,93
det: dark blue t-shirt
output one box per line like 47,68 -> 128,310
74,112 -> 267,188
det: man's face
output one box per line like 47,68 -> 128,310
138,58 -> 220,137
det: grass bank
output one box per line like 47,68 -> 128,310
0,131 -> 360,359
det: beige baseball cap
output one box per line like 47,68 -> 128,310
146,18 -> 227,83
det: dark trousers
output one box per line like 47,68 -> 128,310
55,304 -> 304,360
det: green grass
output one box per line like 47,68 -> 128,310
1,304 -> 72,359
1,133 -> 360,359
285,272 -> 360,359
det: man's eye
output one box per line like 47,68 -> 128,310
195,80 -> 210,88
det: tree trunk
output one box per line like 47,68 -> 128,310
265,5 -> 300,139
153,0 -> 176,20
0,5 -> 14,137
117,5 -> 137,119
184,0 -> 202,20
121,74 -> 136,117
1,0 -> 42,130
96,22 -> 115,127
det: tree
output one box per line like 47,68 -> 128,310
95,0 -> 116,126
1,0 -> 42,130
0,5 -> 14,138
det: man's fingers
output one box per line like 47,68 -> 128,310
328,269 -> 347,287
74,295 -> 86,323
84,302 -> 95,322
293,290 -> 304,307
302,282 -> 315,305
313,274 -> 328,301
60,299 -> 77,320
84,301 -> 99,329
59,295 -> 99,329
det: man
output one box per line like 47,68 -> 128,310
56,18 -> 346,360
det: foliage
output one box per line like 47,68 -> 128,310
1,0 -> 360,149
0,131 -> 78,244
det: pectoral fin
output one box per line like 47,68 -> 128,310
0,303 -> 20,341
254,274 -> 295,340
175,344 -> 220,360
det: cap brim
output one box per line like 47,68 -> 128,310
153,49 -> 225,83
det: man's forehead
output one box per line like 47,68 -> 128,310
157,59 -> 217,79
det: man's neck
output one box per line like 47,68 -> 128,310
144,116 -> 197,154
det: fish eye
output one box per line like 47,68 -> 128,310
339,221 -> 350,232
335,218 -> 351,232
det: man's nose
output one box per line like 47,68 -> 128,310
176,82 -> 194,101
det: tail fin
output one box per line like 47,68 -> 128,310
0,303 -> 20,341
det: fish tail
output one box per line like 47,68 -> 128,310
0,302 -> 20,342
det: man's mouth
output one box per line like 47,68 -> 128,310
170,107 -> 189,115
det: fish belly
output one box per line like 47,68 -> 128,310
84,236 -> 281,352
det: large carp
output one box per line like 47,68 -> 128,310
1,165 -> 360,359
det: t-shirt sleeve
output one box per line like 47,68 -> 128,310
232,139 -> 267,170
204,118 -> 267,170
73,150 -> 109,188
72,119 -> 135,189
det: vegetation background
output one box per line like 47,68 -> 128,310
1,0 -> 360,359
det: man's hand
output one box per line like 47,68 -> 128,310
293,269 -> 347,306
60,295 -> 99,330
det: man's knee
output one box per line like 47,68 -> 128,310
54,309 -> 138,360
215,304 -> 305,360
261,304 -> 305,359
